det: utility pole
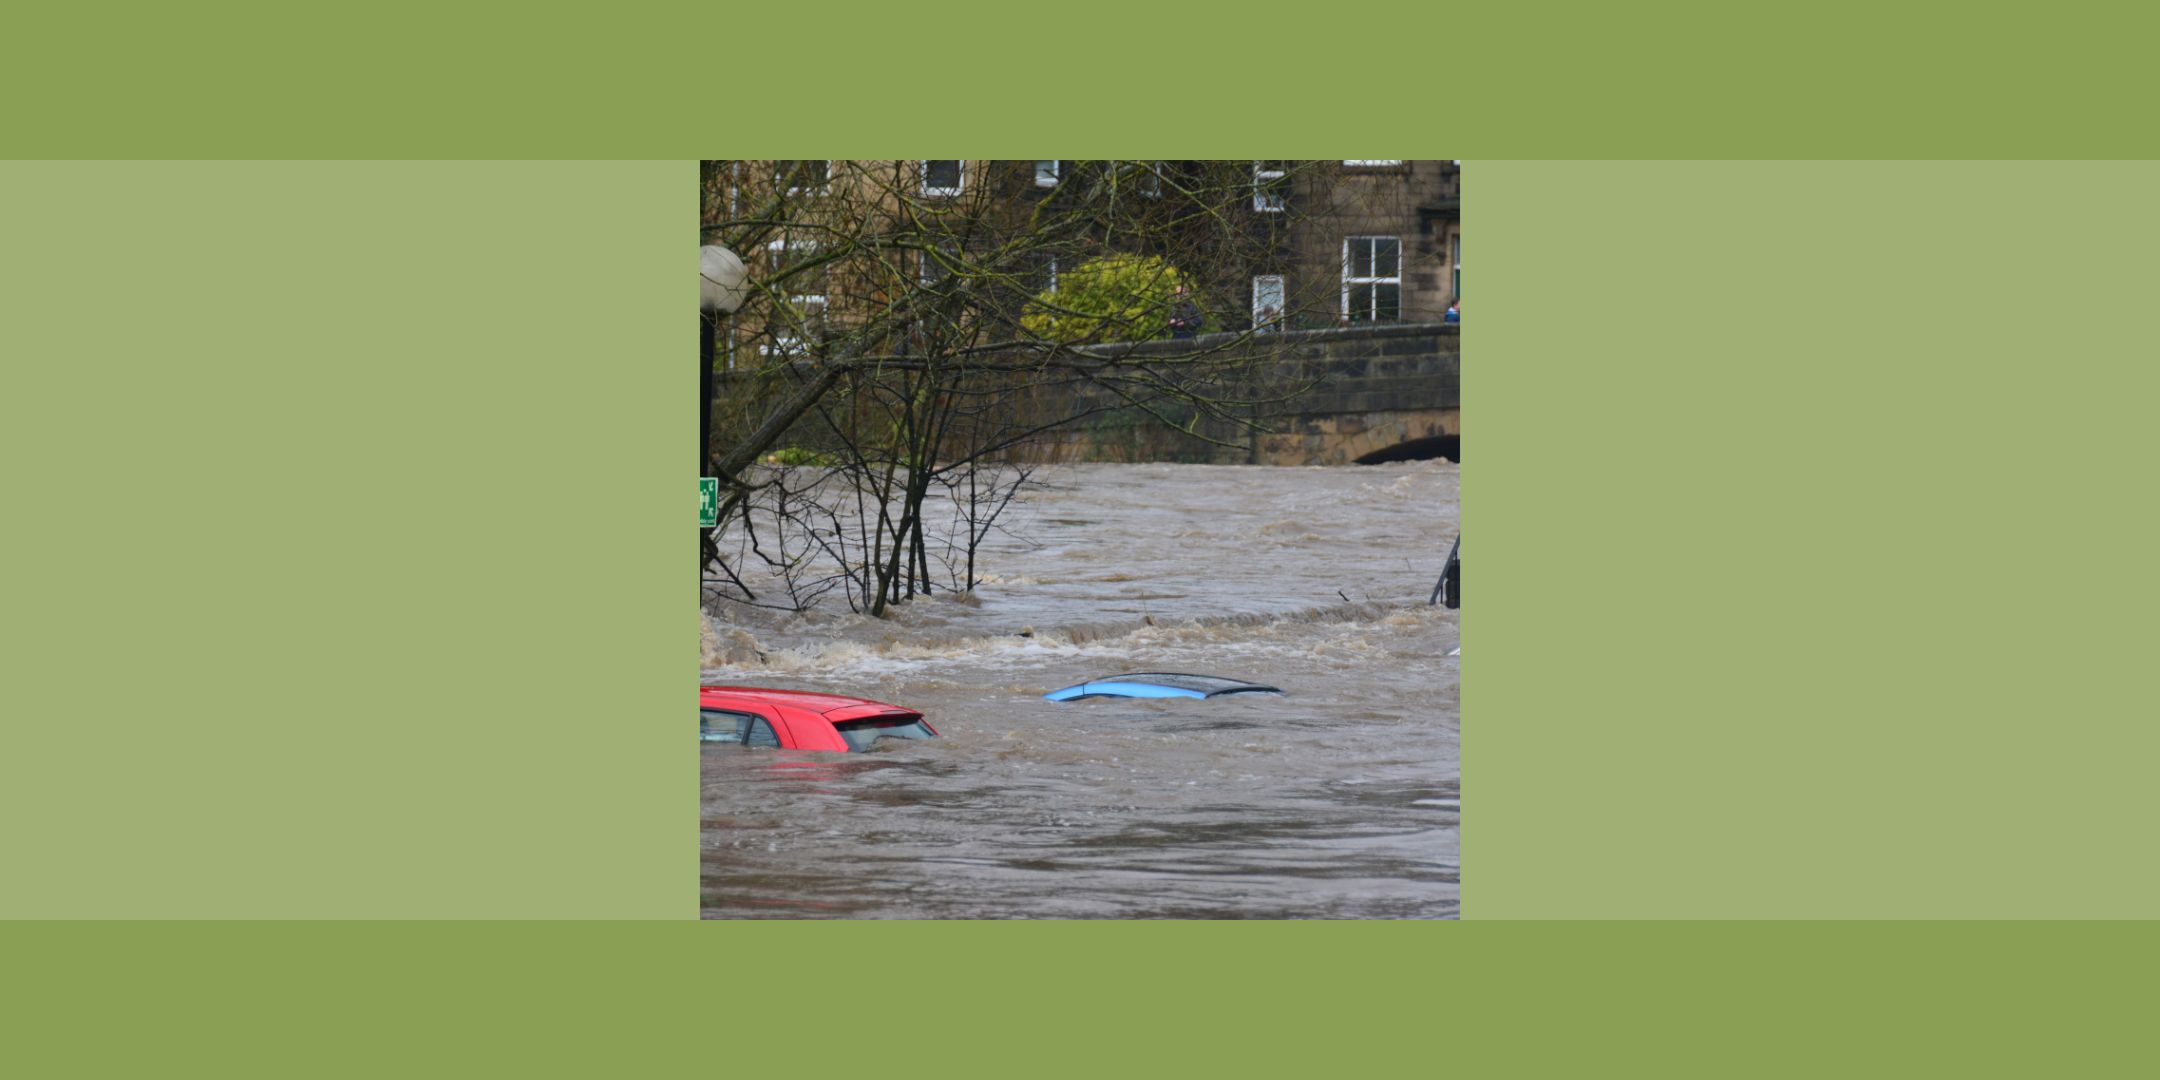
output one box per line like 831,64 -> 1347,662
701,245 -> 747,576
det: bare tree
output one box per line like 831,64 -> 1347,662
701,160 -> 1399,616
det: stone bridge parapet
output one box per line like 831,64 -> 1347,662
712,323 -> 1457,467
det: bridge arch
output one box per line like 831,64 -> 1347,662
1355,433 -> 1458,465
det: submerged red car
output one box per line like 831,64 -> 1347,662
700,686 -> 936,753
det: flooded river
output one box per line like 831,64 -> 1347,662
701,461 -> 1459,919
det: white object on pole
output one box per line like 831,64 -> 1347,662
701,245 -> 748,314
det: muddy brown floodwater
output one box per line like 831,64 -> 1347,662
701,460 -> 1459,919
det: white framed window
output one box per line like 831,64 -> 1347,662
1035,160 -> 1059,188
1125,160 -> 1163,197
1343,159 -> 1404,167
922,160 -> 965,197
1452,231 -> 1461,301
763,237 -> 827,355
920,239 -> 960,286
1252,275 -> 1284,331
775,160 -> 830,195
761,326 -> 811,358
1253,161 -> 1287,212
767,238 -> 828,305
1044,255 -> 1059,295
1110,160 -> 1163,195
1342,236 -> 1401,323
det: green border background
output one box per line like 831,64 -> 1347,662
19,160 -> 2153,920
13,4 -> 2159,161
13,146 -> 2160,1066
1473,159 -> 2160,916
13,921 -> 2154,1074
2,161 -> 686,918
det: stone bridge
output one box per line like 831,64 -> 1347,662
1047,322 -> 1457,465
711,322 -> 1457,467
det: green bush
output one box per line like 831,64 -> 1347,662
1021,254 -> 1193,343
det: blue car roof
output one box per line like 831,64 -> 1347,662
1043,672 -> 1283,701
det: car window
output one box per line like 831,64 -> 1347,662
1108,673 -> 1267,694
834,716 -> 934,752
1045,673 -> 1282,700
700,709 -> 753,744
745,717 -> 781,748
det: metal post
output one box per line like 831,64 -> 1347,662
700,245 -> 747,579
701,309 -> 718,574
701,309 -> 716,477
1431,535 -> 1460,609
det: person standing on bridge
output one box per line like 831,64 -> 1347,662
1168,284 -> 1202,340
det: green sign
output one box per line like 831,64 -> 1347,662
699,478 -> 718,528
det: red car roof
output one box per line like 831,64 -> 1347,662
700,685 -> 918,719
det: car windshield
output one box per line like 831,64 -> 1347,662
1104,673 -> 1267,694
834,716 -> 934,752
1043,673 -> 1284,701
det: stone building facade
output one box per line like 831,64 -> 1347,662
702,160 -> 1461,365
1277,160 -> 1460,328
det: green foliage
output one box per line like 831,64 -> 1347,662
1021,254 -> 1194,344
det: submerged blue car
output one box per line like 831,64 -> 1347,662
1043,672 -> 1284,702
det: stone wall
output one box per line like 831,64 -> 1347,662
1043,322 -> 1458,465
710,322 -> 1458,468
